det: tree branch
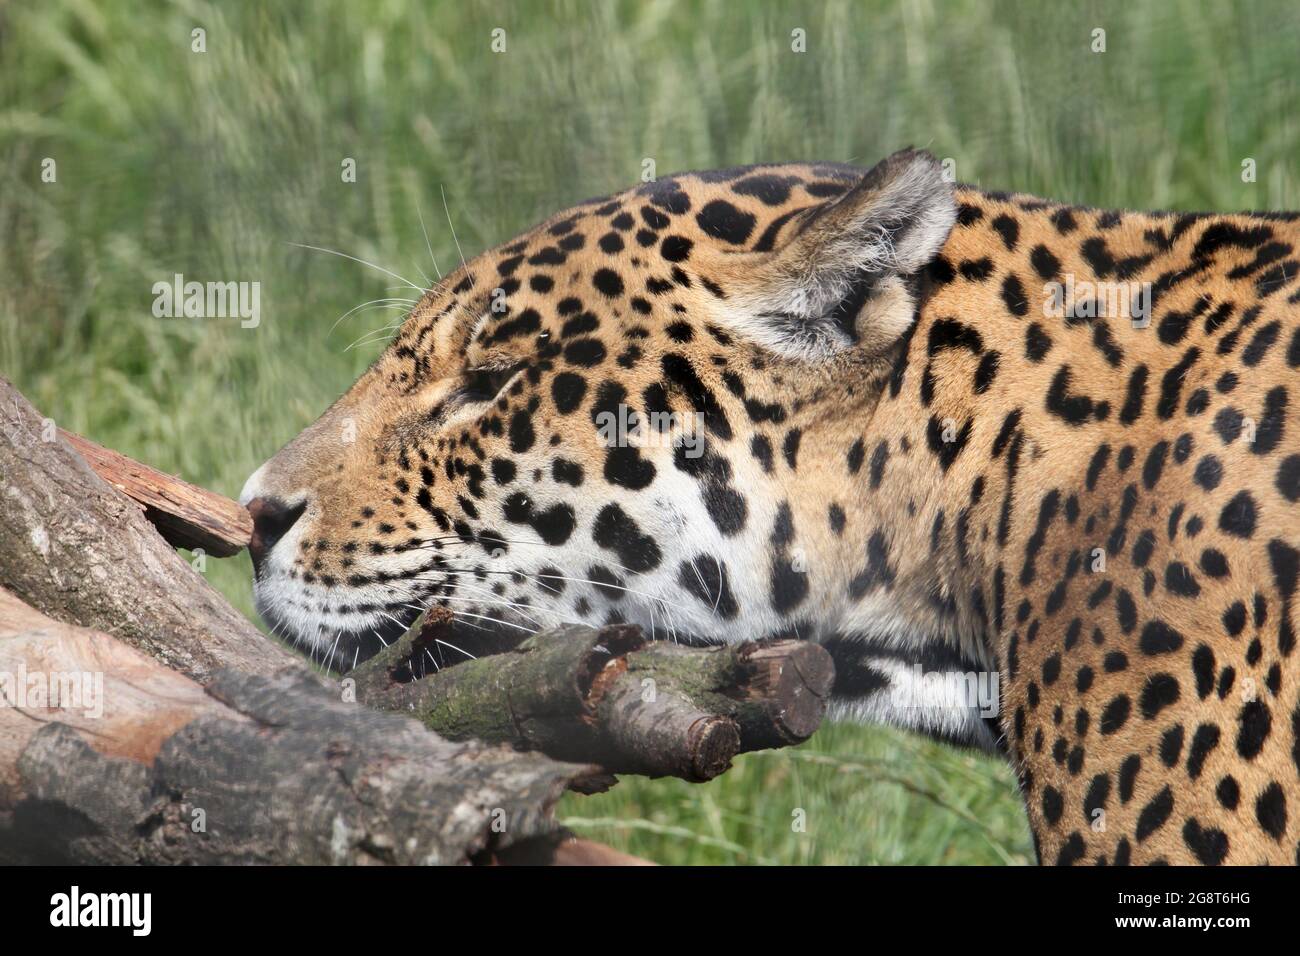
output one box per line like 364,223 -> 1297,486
57,428 -> 252,557
352,610 -> 834,782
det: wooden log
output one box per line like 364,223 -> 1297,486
352,610 -> 835,782
0,377 -> 297,684
0,588 -> 644,865
57,429 -> 252,557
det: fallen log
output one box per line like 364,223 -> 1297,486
0,377 -> 297,684
0,588 -> 596,865
352,609 -> 835,782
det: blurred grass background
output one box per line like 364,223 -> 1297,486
4,0 -> 1299,864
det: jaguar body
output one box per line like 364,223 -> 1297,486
241,149 -> 1300,864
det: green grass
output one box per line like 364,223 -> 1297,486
4,0 -> 1299,864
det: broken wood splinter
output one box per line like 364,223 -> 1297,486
58,428 -> 252,557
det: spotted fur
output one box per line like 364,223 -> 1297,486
242,149 -> 1300,864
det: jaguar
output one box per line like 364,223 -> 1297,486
241,148 -> 1300,865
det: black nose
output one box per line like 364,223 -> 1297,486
247,497 -> 306,573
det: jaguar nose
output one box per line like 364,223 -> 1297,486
246,497 -> 306,574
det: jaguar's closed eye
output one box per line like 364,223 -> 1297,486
461,362 -> 525,403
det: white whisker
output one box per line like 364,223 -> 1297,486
451,610 -> 534,633
440,184 -> 468,272
345,316 -> 411,351
416,205 -> 443,282
434,638 -> 476,661
289,241 -> 426,294
403,532 -> 666,583
330,297 -> 417,334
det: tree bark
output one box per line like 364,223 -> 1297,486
0,589 -> 594,865
352,610 -> 835,782
0,377 -> 298,684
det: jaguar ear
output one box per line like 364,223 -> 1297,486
721,148 -> 956,361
